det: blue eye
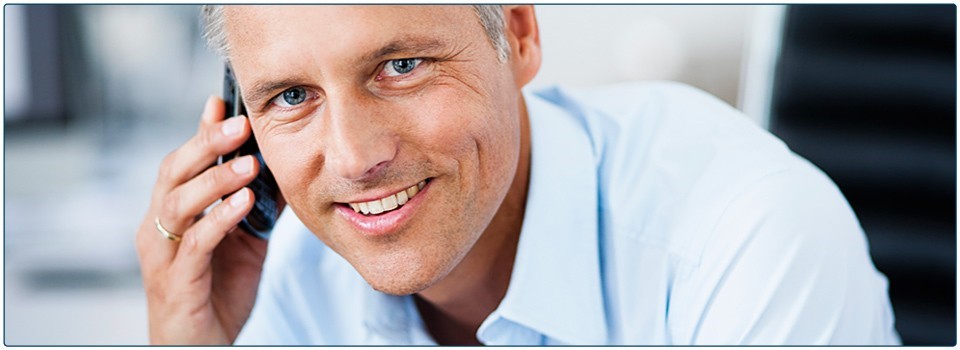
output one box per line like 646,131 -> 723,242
383,58 -> 422,77
273,87 -> 307,107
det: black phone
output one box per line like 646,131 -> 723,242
221,65 -> 280,240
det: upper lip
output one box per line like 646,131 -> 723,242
339,179 -> 427,204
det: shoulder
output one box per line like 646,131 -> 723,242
665,163 -> 898,344
530,82 -> 896,344
531,81 -> 801,258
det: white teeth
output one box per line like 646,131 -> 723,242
358,202 -> 370,214
368,200 -> 384,214
348,180 -> 427,216
382,195 -> 398,211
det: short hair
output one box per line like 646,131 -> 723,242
200,5 -> 509,63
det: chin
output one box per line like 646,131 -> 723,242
356,251 -> 456,296
363,266 -> 444,296
368,277 -> 432,296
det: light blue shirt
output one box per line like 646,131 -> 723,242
235,82 -> 900,345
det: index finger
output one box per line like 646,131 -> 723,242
200,95 -> 226,127
155,115 -> 250,192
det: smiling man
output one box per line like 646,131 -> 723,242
135,5 -> 900,345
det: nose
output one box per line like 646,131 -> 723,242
324,91 -> 397,181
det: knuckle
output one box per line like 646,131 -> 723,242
180,229 -> 201,255
209,201 -> 239,232
202,168 -> 222,191
162,192 -> 181,220
208,203 -> 228,225
158,152 -> 177,179
197,126 -> 218,152
214,164 -> 233,184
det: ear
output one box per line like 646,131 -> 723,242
503,5 -> 542,88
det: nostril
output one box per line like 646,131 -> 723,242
327,137 -> 397,181
329,156 -> 389,181
360,160 -> 391,179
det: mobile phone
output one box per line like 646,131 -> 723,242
220,65 -> 280,240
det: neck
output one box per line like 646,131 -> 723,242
414,96 -> 533,345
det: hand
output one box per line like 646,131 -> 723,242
136,96 -> 267,344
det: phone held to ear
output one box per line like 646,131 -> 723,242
220,65 -> 280,240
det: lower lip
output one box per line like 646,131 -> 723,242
335,181 -> 432,238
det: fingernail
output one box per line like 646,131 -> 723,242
221,117 -> 245,136
230,188 -> 250,207
231,156 -> 253,174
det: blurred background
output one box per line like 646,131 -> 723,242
3,4 -> 956,345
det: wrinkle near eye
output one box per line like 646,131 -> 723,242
258,104 -> 318,138
436,61 -> 487,99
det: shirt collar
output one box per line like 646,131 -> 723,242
478,88 -> 608,345
361,286 -> 436,345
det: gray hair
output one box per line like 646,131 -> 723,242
200,5 -> 509,62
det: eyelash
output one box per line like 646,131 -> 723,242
267,87 -> 318,111
376,58 -> 427,81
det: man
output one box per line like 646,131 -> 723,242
136,5 -> 900,345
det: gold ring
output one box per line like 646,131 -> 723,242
155,217 -> 181,242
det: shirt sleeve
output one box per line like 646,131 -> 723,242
674,159 -> 900,345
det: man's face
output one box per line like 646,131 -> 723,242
225,6 -> 524,295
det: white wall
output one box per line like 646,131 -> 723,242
530,5 -> 758,107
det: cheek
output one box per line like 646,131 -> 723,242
256,129 -> 324,216
404,92 -> 479,155
398,81 -> 521,223
404,75 -> 519,165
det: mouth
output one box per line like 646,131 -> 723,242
335,178 -> 433,237
347,180 -> 427,216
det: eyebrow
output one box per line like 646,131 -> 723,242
242,37 -> 449,109
356,37 -> 447,65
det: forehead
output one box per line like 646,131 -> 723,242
223,5 -> 481,71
